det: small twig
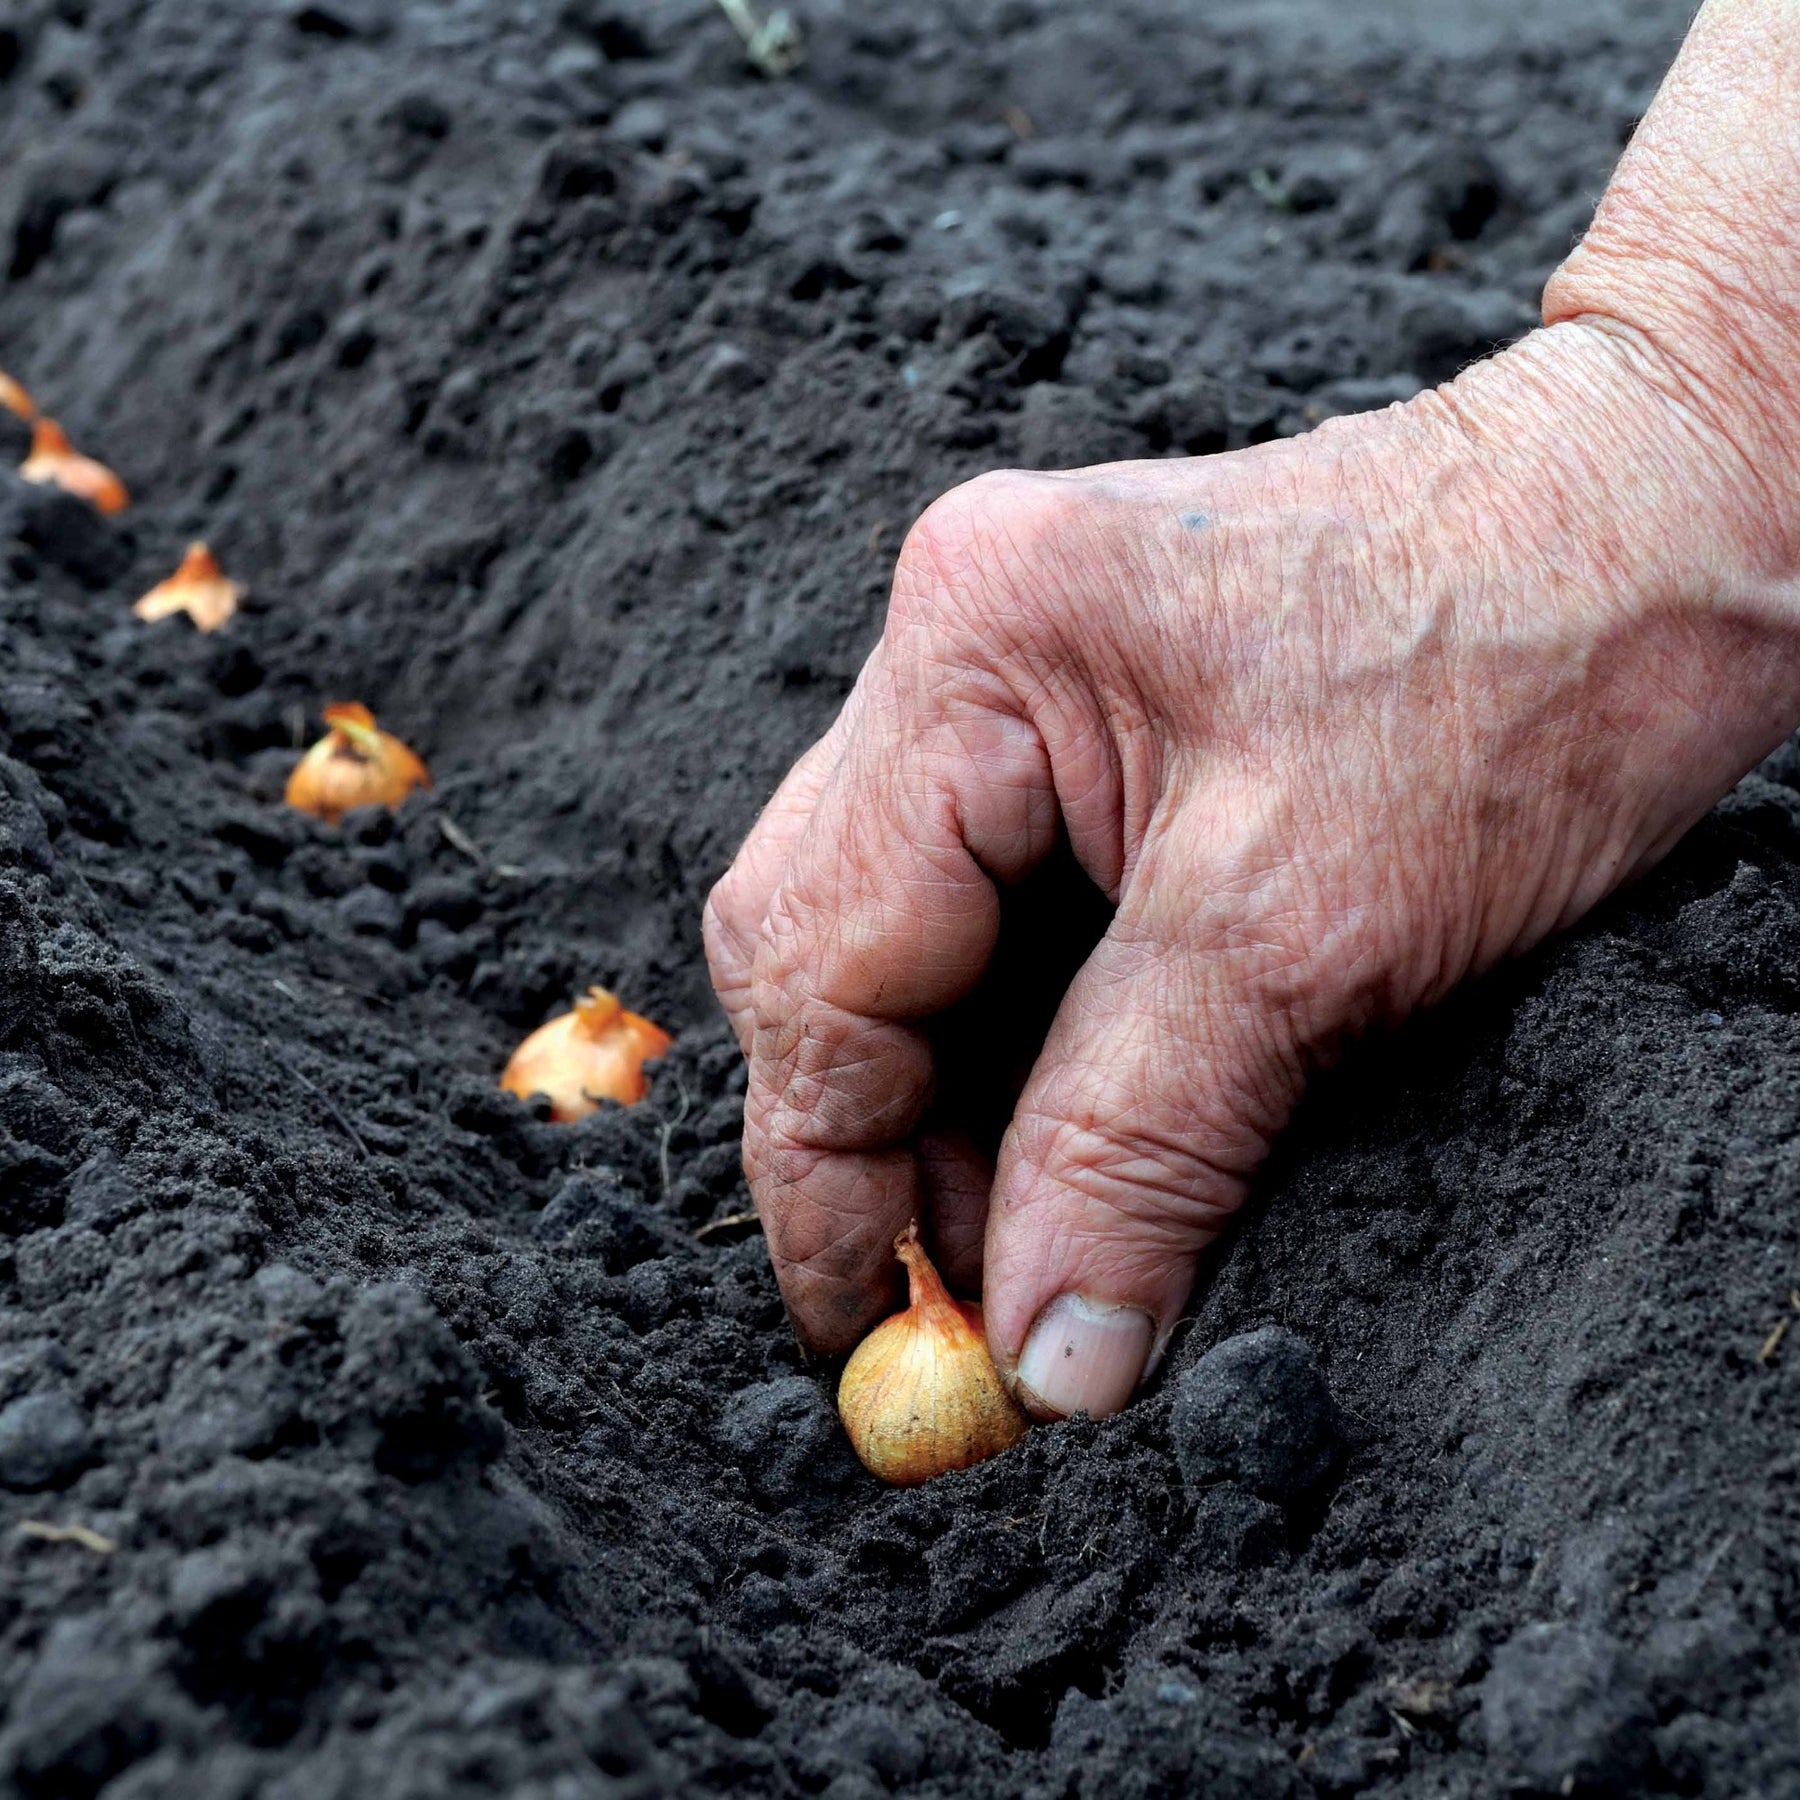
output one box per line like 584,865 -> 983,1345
439,815 -> 488,866
18,1520 -> 116,1554
330,980 -> 393,1011
658,1077 -> 693,1201
695,1209 -> 761,1243
713,0 -> 803,76
265,1038 -> 370,1157
1691,1531 -> 1737,1598
582,1376 -> 646,1427
1758,1317 -> 1790,1364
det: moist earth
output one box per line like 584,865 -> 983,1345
0,0 -> 1795,1795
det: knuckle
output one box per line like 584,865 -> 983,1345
1005,1100 -> 1252,1242
740,1121 -> 826,1202
700,878 -> 736,958
893,469 -> 1088,641
749,882 -> 815,1015
768,1015 -> 932,1152
913,468 -> 1077,568
702,868 -> 758,979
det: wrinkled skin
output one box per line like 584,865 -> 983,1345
707,0 -> 1800,1419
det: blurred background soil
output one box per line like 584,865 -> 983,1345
2,0 -> 1796,1795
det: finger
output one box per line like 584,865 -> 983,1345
704,723 -> 850,1055
918,1128 -> 992,1293
743,688 -> 1060,1353
981,911 -> 1306,1420
915,841 -> 1117,1291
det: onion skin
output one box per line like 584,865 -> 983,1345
499,986 -> 673,1118
134,542 -> 242,632
284,702 -> 431,824
837,1225 -> 1029,1486
0,372 -> 34,420
20,418 -> 128,515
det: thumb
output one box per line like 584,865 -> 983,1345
982,920 -> 1306,1420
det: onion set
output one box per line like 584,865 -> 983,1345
837,1224 -> 1029,1485
285,703 -> 430,824
500,986 -> 672,1117
20,418 -> 128,515
134,542 -> 242,632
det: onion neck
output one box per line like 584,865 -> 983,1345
895,1225 -> 962,1322
574,987 -> 625,1037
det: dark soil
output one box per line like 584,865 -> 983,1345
0,0 -> 1794,1794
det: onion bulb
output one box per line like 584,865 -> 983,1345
499,986 -> 672,1118
133,542 -> 242,632
284,703 -> 431,824
837,1224 -> 1029,1486
19,418 -> 128,515
0,371 -> 34,419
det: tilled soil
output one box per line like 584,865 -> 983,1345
1,1 -> 1796,1795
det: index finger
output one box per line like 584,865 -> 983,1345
743,661 -> 1058,1352
705,724 -> 850,1057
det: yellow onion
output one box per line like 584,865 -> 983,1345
20,418 -> 128,515
285,703 -> 431,824
133,542 -> 242,632
500,986 -> 672,1118
0,371 -> 35,419
837,1224 -> 1029,1485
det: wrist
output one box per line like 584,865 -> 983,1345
1419,316 -> 1800,641
1399,317 -> 1800,917
1538,0 -> 1800,583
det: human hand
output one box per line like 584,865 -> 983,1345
706,0 -> 1800,1418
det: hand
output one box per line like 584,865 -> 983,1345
707,0 -> 1800,1417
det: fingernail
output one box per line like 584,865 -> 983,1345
1015,1294 -> 1155,1419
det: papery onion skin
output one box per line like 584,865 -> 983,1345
284,702 -> 431,824
838,1225 -> 1029,1486
20,418 -> 128,515
0,372 -> 35,420
134,542 -> 243,632
499,986 -> 673,1118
